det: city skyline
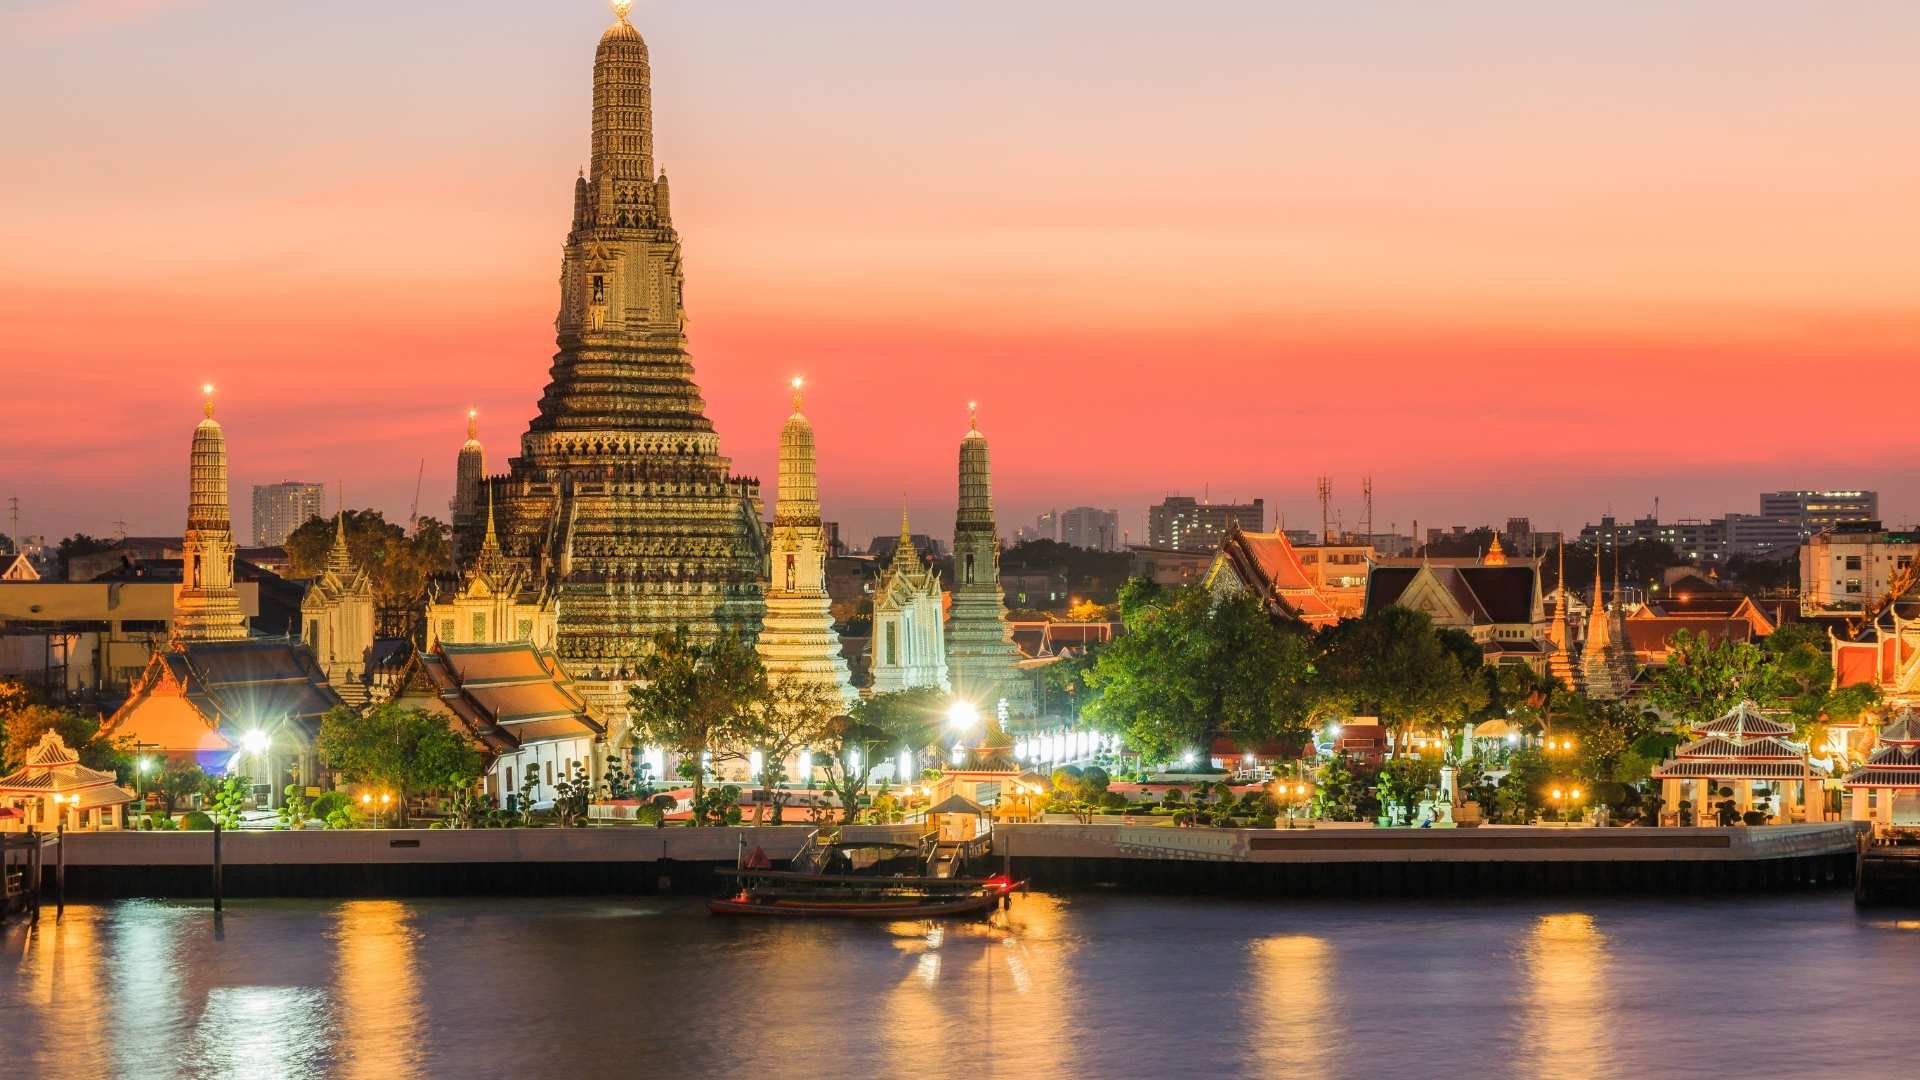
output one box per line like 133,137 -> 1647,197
5,1 -> 1919,546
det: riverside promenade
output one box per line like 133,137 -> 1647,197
38,822 -> 1863,900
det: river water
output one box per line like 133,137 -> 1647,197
4,894 -> 1918,1079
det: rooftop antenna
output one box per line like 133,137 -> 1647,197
6,497 -> 17,554
1361,476 -> 1374,544
1317,477 -> 1333,545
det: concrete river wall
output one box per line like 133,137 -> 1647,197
997,823 -> 1864,897
43,822 -> 1863,900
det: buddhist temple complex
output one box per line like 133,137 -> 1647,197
755,380 -> 856,710
943,407 -> 1029,717
300,511 -> 377,705
428,493 -> 559,652
869,510 -> 948,694
463,2 -> 766,737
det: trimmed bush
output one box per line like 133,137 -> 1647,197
179,811 -> 215,831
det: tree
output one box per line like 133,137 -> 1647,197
736,679 -> 843,825
1563,695 -> 1660,789
0,693 -> 129,775
1316,607 -> 1489,758
56,534 -> 118,579
1647,628 -> 1784,729
207,774 -> 251,830
316,704 -> 483,826
626,627 -> 768,824
284,511 -> 453,636
1082,588 -> 1316,765
156,762 -> 208,813
1764,622 -> 1879,742
816,687 -> 946,824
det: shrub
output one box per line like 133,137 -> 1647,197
144,812 -> 178,831
179,811 -> 215,831
310,791 -> 350,820
1741,810 -> 1768,827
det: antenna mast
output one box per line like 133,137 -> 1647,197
408,460 -> 425,530
1361,476 -> 1374,545
1317,477 -> 1333,545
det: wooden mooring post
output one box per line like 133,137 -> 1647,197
212,822 -> 224,912
55,823 -> 65,917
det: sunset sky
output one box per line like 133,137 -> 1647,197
4,1 -> 1917,548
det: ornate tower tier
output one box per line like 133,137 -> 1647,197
757,380 -> 856,709
172,387 -> 249,643
491,3 -> 765,728
451,409 -> 486,564
944,406 -> 1029,716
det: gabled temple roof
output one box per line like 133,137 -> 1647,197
104,639 -> 345,757
402,642 -> 604,755
1693,703 -> 1795,739
1207,528 -> 1340,626
1365,561 -> 1540,626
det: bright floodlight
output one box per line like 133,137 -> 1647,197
242,730 -> 269,755
946,700 -> 979,729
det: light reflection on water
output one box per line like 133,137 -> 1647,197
5,894 -> 1920,1079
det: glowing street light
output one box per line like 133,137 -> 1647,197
241,730 -> 270,755
946,700 -> 980,730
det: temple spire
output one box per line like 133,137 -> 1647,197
202,383 -> 216,420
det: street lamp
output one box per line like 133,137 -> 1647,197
946,700 -> 979,730
242,730 -> 269,755
1544,734 -> 1576,755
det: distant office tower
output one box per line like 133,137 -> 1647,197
251,482 -> 326,547
1760,490 -> 1878,538
1059,507 -> 1120,551
1147,496 -> 1264,553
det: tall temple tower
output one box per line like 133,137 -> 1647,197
483,2 -> 767,734
944,406 -> 1029,716
1581,547 -> 1624,699
451,409 -> 485,565
757,380 -> 857,709
172,386 -> 249,643
1545,539 -> 1580,690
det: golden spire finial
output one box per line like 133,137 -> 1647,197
790,376 -> 805,411
610,0 -> 634,23
968,401 -> 979,431
201,383 -> 216,419
467,407 -> 479,441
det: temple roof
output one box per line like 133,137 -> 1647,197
104,639 -> 344,756
1693,703 -> 1795,739
1366,562 -> 1539,625
0,732 -> 132,803
406,642 -> 604,755
1208,528 -> 1340,626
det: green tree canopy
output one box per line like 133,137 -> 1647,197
1315,606 -> 1489,758
735,678 -> 843,823
0,681 -> 129,775
284,510 -> 451,635
1647,628 -> 1782,729
1081,588 -> 1316,765
626,627 -> 769,822
316,703 -> 483,826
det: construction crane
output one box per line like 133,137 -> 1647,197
407,459 -> 425,531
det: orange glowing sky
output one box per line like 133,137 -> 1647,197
3,1 -> 1918,546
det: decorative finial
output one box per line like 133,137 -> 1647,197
467,408 -> 479,440
610,0 -> 634,23
968,401 -> 979,431
202,383 -> 216,419
790,376 -> 805,411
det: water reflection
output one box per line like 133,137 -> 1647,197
882,896 -> 1073,1077
1524,913 -> 1611,1080
110,903 -> 189,1080
1247,935 -> 1333,1079
185,985 -> 332,1079
332,901 -> 422,1080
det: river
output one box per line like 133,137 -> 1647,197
4,894 -> 1918,1079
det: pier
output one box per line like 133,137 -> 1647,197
25,822 -> 1869,901
1855,832 -> 1920,905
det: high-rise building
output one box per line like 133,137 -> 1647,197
1058,507 -> 1120,552
1147,496 -> 1264,553
1760,490 -> 1878,538
251,482 -> 326,547
473,6 -> 768,730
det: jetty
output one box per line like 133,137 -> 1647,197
1855,831 -> 1920,905
21,822 -> 1869,901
